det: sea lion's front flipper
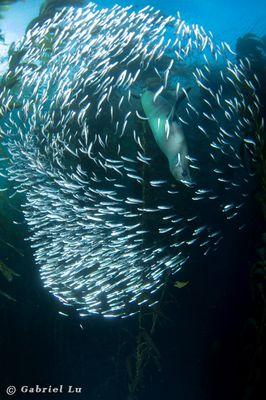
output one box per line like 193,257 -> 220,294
131,92 -> 141,100
168,86 -> 192,123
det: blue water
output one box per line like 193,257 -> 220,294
99,0 -> 266,44
1,0 -> 265,45
0,1 -> 265,400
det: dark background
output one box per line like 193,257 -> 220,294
0,202 -> 263,400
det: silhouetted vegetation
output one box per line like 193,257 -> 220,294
235,32 -> 266,400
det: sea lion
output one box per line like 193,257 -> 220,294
141,89 -> 192,185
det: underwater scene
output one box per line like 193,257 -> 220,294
0,0 -> 265,399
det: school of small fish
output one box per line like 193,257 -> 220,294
0,3 -> 263,317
